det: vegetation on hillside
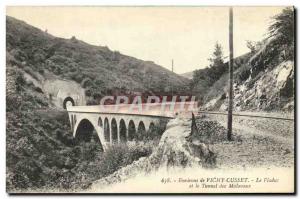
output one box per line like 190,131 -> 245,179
191,42 -> 225,91
7,64 -> 159,191
6,16 -> 170,192
250,7 -> 294,76
190,47 -> 251,104
6,16 -> 189,105
191,7 -> 294,111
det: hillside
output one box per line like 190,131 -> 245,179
180,71 -> 193,80
6,15 -> 190,192
6,49 -> 159,192
191,8 -> 294,112
203,59 -> 294,112
6,16 -> 189,105
192,50 -> 294,112
190,53 -> 252,102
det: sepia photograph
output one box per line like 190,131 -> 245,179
5,5 -> 295,194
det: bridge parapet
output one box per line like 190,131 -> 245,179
67,101 -> 197,117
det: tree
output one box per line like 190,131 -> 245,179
246,40 -> 264,54
246,40 -> 256,54
268,7 -> 294,59
249,8 -> 294,76
268,7 -> 294,46
208,42 -> 224,68
208,42 -> 225,80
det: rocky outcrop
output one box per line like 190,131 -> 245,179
204,60 -> 294,112
233,60 -> 294,111
89,117 -> 216,190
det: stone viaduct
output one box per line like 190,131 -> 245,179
67,102 -> 197,151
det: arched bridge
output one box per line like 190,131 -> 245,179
67,102 -> 197,151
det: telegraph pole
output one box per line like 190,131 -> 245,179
227,7 -> 234,141
171,59 -> 174,96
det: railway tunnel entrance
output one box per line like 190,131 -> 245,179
63,97 -> 75,109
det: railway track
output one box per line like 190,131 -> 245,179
198,111 -> 294,121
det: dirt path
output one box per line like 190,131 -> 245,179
215,117 -> 293,146
200,113 -> 294,169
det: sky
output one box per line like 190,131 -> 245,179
6,6 -> 285,74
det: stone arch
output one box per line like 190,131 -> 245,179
74,118 -> 103,151
147,122 -> 161,140
98,117 -> 103,127
63,96 -> 75,109
128,120 -> 136,141
137,121 -> 146,140
111,118 -> 118,143
104,117 -> 110,142
119,119 -> 127,142
148,122 -> 155,133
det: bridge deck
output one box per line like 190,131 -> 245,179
67,102 -> 197,118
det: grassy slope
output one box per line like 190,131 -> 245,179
6,16 -> 171,192
6,16 -> 189,100
6,67 -> 154,191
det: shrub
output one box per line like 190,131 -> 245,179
15,71 -> 26,91
38,69 -> 44,74
193,120 -> 227,144
85,89 -> 92,97
34,86 -> 43,93
98,143 -> 153,177
6,95 -> 22,112
81,78 -> 93,88
24,66 -> 40,80
236,64 -> 252,83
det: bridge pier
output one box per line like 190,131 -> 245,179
126,129 -> 129,142
67,107 -> 172,151
118,128 -> 121,143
